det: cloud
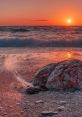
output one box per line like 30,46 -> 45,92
32,19 -> 48,22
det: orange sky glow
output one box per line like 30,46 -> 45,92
0,0 -> 82,26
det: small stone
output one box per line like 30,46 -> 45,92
41,111 -> 57,116
54,111 -> 58,115
35,100 -> 44,104
57,106 -> 65,111
27,102 -> 34,106
25,101 -> 30,103
59,101 -> 66,105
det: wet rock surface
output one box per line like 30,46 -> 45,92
33,63 -> 56,88
27,59 -> 82,93
46,59 -> 82,90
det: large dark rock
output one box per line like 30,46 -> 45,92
46,59 -> 82,90
32,63 -> 56,88
26,59 -> 82,94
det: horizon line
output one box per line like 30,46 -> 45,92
0,25 -> 82,27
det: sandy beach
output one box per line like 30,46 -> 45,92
0,47 -> 82,117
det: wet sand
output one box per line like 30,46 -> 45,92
0,47 -> 82,117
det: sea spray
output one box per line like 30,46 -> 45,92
14,71 -> 33,87
4,55 -> 17,71
4,55 -> 32,88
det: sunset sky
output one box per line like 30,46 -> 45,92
0,0 -> 82,26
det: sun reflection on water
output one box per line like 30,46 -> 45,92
64,51 -> 74,59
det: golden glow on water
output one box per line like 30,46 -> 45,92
64,52 -> 73,59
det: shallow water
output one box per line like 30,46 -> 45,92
0,47 -> 81,81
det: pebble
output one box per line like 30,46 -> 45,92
41,111 -> 58,116
25,101 -> 30,103
57,106 -> 65,111
35,100 -> 44,104
59,101 -> 66,105
20,111 -> 24,114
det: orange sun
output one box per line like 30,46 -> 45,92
67,18 -> 72,25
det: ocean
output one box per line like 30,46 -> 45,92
0,26 -> 82,81
0,26 -> 82,47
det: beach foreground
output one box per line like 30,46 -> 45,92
0,48 -> 82,117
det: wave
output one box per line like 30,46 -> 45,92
0,26 -> 29,32
0,38 -> 82,47
0,26 -> 82,33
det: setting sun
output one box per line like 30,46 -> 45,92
67,19 -> 72,25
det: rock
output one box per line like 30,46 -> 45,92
20,111 -> 24,114
41,111 -> 57,116
25,101 -> 30,103
46,59 -> 82,90
26,59 -> 82,94
59,101 -> 66,105
57,106 -> 65,111
26,86 -> 41,94
35,100 -> 44,104
32,63 -> 56,88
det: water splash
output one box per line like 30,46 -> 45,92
4,55 -> 32,87
4,55 -> 18,71
14,71 -> 32,87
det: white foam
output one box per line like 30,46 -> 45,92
4,55 -> 32,88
